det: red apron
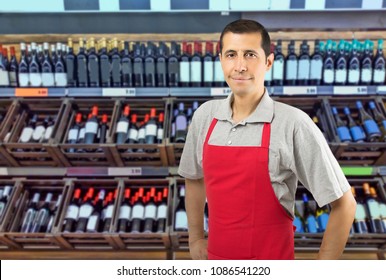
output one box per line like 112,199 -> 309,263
203,118 -> 294,260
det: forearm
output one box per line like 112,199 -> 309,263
317,191 -> 356,259
185,178 -> 206,244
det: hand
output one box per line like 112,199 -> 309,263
189,238 -> 208,260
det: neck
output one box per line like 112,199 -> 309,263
231,89 -> 265,123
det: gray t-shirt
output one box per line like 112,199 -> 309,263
178,91 -> 350,217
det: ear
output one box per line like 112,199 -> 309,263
265,53 -> 274,71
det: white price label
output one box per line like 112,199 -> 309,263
283,86 -> 317,95
377,86 -> 386,94
211,87 -> 232,96
333,86 -> 368,95
108,167 -> 142,176
102,88 -> 136,97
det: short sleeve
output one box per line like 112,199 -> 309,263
290,115 -> 351,207
177,110 -> 204,179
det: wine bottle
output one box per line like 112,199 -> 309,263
31,192 -> 53,233
343,107 -> 365,143
43,116 -> 54,143
46,194 -> 62,233
116,105 -> 130,145
369,187 -> 386,233
0,45 -> 10,87
368,101 -> 386,142
293,203 -> 305,233
157,113 -> 164,144
101,190 -> 116,232
9,47 -> 18,87
18,43 -> 29,87
87,38 -> 100,87
143,187 -> 157,233
363,183 -> 384,233
99,38 -> 111,88
310,40 -> 323,85
179,42 -> 191,87
297,40 -> 310,85
110,38 -> 122,87
121,41 -> 134,87
373,39 -> 385,85
136,115 -> 148,153
331,107 -> 352,142
130,188 -> 145,233
315,204 -> 329,232
264,43 -> 274,87
31,116 -> 47,143
323,40 -> 335,85
75,188 -> 95,233
144,42 -> 156,87
361,40 -> 373,85
348,41 -> 360,85
40,42 -> 55,87
117,188 -> 132,233
175,102 -> 188,143
63,188 -> 81,233
86,189 -> 105,233
190,41 -> 202,87
126,114 -> 139,152
66,38 -> 77,87
54,42 -> 67,87
84,106 -> 99,145
168,41 -> 179,87
156,187 -> 168,233
67,113 -> 82,153
77,38 -> 88,87
302,193 -> 318,233
145,108 -> 157,146
335,40 -> 348,85
285,40 -> 297,85
29,42 -> 42,87
356,101 -> 381,142
133,43 -> 145,87
213,42 -> 226,87
273,40 -> 285,86
203,41 -> 214,87
20,192 -> 40,233
174,186 -> 188,231
0,186 -> 12,219
19,114 -> 38,144
351,187 -> 368,234
156,42 -> 168,87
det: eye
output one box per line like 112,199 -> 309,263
226,53 -> 235,58
245,53 -> 257,58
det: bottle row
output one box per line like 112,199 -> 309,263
0,177 -> 385,251
0,96 -> 384,168
0,38 -> 385,88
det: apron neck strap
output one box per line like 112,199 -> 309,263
261,123 -> 271,148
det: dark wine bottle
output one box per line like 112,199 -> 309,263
116,105 -> 130,144
130,188 -> 145,233
179,42 -> 191,87
117,188 -> 132,233
84,106 -> 99,145
75,188 -> 95,233
174,186 -> 188,231
77,38 -> 89,87
143,187 -> 157,233
156,187 -> 168,233
63,188 -> 81,232
20,193 -> 40,233
145,42 -> 156,87
66,38 -> 77,87
31,192 -> 53,233
54,42 -> 67,87
99,38 -> 111,88
111,39 -> 122,87
168,41 -> 179,87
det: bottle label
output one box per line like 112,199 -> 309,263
335,69 -> 347,83
9,71 -> 17,86
41,73 -> 55,87
118,205 -> 132,219
317,213 -> 329,232
78,204 -> 93,218
367,199 -> 381,218
104,205 -> 114,219
306,215 -> 318,233
68,128 -> 79,142
144,204 -> 157,219
214,61 -> 224,82
128,128 -> 138,141
310,59 -> 323,80
156,204 -> 167,219
86,215 -> 99,232
116,121 -> 129,134
298,60 -> 310,80
355,203 -> 367,220
138,128 -> 146,140
132,204 -> 145,219
361,68 -> 372,83
32,126 -> 45,142
203,61 -> 214,82
348,69 -> 360,84
29,73 -> 42,87
179,61 -> 190,82
0,69 -> 10,86
85,121 -> 98,134
350,126 -> 365,142
157,128 -> 164,141
264,68 -> 272,82
285,60 -> 298,80
176,115 -> 188,131
336,126 -> 352,142
44,126 -> 53,141
55,73 -> 68,87
175,211 -> 188,230
373,69 -> 386,83
380,204 -> 386,217
323,69 -> 334,84
65,205 -> 79,220
273,60 -> 284,80
190,61 -> 202,83
19,127 -> 34,143
145,123 -> 157,137
18,73 -> 30,87
363,120 -> 381,136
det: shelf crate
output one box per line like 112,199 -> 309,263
112,178 -> 172,251
0,99 -> 66,167
1,179 -> 68,249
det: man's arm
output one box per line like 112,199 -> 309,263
185,178 -> 207,260
317,190 -> 356,259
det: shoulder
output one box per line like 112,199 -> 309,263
273,100 -> 314,132
193,98 -> 225,122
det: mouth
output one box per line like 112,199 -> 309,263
230,77 -> 252,82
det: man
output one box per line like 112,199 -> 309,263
178,19 -> 356,260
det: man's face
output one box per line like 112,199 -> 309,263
220,32 -> 273,96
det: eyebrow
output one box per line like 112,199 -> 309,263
224,49 -> 259,55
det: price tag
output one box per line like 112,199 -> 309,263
376,86 -> 386,94
283,86 -> 317,95
108,167 -> 142,176
211,87 -> 232,96
15,88 -> 48,97
102,88 -> 136,97
333,86 -> 368,95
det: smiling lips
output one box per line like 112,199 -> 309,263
231,76 -> 252,81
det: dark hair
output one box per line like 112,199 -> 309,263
219,19 -> 271,58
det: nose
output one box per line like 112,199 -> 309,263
234,55 -> 247,73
